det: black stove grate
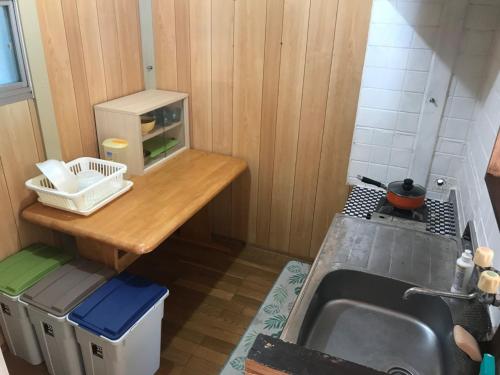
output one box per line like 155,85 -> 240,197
342,186 -> 457,236
374,196 -> 428,223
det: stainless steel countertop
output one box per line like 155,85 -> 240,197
281,214 -> 469,343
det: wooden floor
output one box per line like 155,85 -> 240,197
4,237 -> 295,375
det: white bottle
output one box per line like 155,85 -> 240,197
451,249 -> 474,293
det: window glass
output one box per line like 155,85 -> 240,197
0,5 -> 21,85
0,0 -> 31,105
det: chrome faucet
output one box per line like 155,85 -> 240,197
403,287 -> 477,301
404,266 -> 500,306
403,287 -> 500,306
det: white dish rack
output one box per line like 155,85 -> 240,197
26,157 -> 133,215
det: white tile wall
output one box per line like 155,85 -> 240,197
349,0 -> 500,328
436,2 -> 500,328
350,0 -> 500,195
456,31 -> 500,252
428,2 -> 499,201
348,0 -> 445,185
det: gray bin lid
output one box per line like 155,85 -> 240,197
20,259 -> 115,317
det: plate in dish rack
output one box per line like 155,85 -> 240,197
38,180 -> 134,216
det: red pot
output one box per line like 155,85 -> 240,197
357,176 -> 426,210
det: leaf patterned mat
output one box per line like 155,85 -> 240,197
220,260 -> 311,374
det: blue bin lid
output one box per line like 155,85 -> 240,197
68,273 -> 168,340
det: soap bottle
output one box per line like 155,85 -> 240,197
451,249 -> 474,293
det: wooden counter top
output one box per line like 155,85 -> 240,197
23,150 -> 247,254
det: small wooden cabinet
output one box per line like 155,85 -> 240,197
95,89 -> 190,175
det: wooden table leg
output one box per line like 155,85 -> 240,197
76,237 -> 141,273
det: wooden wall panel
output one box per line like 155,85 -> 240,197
231,0 -> 267,242
0,100 -> 54,261
96,0 -> 125,99
61,0 -> 98,158
211,0 -> 234,156
37,0 -> 83,161
0,101 -> 41,240
38,0 -> 144,161
115,0 -> 144,95
0,159 -> 20,260
189,0 -> 213,151
255,0 -> 284,245
36,0 -> 371,257
268,0 -> 311,251
210,0 -> 235,236
76,0 -> 107,104
174,0 -> 192,97
310,0 -> 372,256
28,100 -> 47,162
152,0 -> 371,257
289,0 -> 338,257
153,0 -> 177,90
174,0 -> 193,140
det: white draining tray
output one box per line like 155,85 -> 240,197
38,180 -> 134,216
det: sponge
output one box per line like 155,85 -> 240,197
454,325 -> 482,362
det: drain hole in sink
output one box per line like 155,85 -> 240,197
387,367 -> 414,375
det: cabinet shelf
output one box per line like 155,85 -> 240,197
144,142 -> 183,172
95,90 -> 190,176
142,121 -> 182,142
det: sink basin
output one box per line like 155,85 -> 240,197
297,270 -> 457,375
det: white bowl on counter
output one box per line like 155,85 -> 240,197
36,160 -> 79,193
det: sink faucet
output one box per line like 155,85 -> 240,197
403,270 -> 500,306
403,287 -> 478,301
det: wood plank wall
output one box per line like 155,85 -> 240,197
154,0 -> 372,257
37,0 -> 144,161
0,100 -> 53,261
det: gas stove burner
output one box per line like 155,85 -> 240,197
342,186 -> 457,236
374,197 -> 428,223
367,197 -> 429,231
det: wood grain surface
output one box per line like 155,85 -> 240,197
3,237 -> 295,375
36,0 -> 372,257
0,100 -> 54,262
22,150 -> 247,254
152,0 -> 372,257
310,0 -> 372,256
268,0 -> 311,251
37,0 -> 144,160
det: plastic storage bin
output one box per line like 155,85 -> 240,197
68,273 -> 169,375
25,157 -> 130,214
0,244 -> 73,365
20,259 -> 115,375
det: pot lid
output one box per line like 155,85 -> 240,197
388,179 -> 426,198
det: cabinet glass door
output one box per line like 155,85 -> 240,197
141,100 -> 184,170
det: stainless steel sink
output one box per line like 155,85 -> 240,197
297,269 -> 457,375
281,216 -> 485,375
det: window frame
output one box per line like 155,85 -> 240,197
0,0 -> 32,106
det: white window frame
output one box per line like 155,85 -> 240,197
0,0 -> 32,106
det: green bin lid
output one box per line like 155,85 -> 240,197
0,244 -> 74,296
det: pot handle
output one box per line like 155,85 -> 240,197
356,175 -> 387,190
